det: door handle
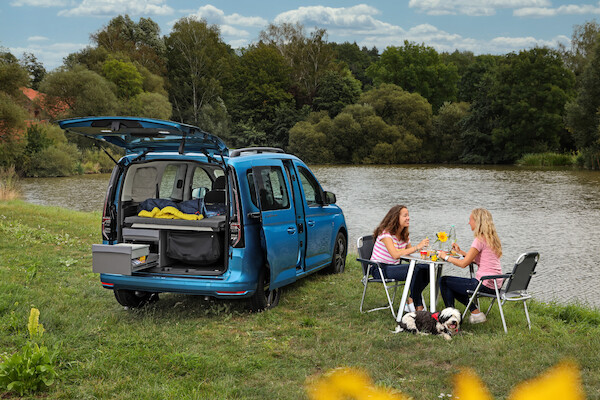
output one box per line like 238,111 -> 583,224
307,220 -> 315,227
287,227 -> 296,234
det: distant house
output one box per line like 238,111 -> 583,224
19,87 -> 69,124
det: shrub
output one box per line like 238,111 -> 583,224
516,152 -> 576,166
0,308 -> 58,396
0,165 -> 20,200
27,143 -> 79,177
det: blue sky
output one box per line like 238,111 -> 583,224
0,0 -> 597,71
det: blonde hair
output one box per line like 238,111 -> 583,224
373,205 -> 409,242
471,208 -> 502,257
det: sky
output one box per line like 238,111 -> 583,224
0,0 -> 598,71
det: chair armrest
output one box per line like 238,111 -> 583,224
356,258 -> 383,267
479,273 -> 511,280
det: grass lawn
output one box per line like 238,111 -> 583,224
1,200 -> 600,399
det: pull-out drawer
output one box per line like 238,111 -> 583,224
92,243 -> 155,275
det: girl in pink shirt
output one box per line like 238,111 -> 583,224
370,205 -> 430,310
438,208 -> 503,324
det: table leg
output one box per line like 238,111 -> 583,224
435,264 -> 444,308
429,262 -> 436,313
396,259 -> 416,323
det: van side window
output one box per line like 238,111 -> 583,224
159,165 -> 178,198
247,171 -> 258,208
251,166 -> 290,211
298,167 -> 321,205
192,167 -> 212,198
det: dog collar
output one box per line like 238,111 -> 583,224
431,312 -> 439,321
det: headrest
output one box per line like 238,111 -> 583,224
205,190 -> 226,204
212,175 -> 226,190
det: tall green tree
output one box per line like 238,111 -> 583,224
566,36 -> 600,169
490,48 -> 575,162
559,20 -> 600,83
40,65 -> 119,118
366,41 -> 459,110
457,54 -> 500,103
102,58 -> 143,99
0,51 -> 29,165
330,42 -> 378,88
259,23 -> 336,106
359,83 -> 433,161
313,69 -> 362,117
165,17 -> 232,126
91,15 -> 166,75
19,52 -> 46,90
432,101 -> 470,162
227,43 -> 293,123
0,52 -> 29,97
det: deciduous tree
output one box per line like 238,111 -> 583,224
40,65 -> 119,118
259,23 -> 336,106
366,41 -> 458,110
165,17 -> 232,126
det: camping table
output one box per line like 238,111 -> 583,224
395,254 -> 450,323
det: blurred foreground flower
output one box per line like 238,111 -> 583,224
309,361 -> 585,400
307,367 -> 407,400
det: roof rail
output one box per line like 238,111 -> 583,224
229,147 -> 285,157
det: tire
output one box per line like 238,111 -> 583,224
249,268 -> 281,312
114,289 -> 157,308
325,231 -> 347,274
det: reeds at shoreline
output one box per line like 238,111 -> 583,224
0,166 -> 21,200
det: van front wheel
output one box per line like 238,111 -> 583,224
114,289 -> 157,308
249,268 -> 281,312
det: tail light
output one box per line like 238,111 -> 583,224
229,169 -> 244,248
230,221 -> 241,247
101,193 -> 115,242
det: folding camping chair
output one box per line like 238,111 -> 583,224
463,251 -> 539,333
357,235 -> 405,318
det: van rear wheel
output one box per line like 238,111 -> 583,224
114,289 -> 157,308
249,268 -> 281,312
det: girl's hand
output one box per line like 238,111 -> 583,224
438,251 -> 448,260
419,238 -> 430,249
451,242 -> 461,252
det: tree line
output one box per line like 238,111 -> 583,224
1,16 -> 600,177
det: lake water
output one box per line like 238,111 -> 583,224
20,165 -> 600,308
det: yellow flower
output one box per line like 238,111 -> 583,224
454,369 -> 494,400
308,361 -> 586,400
437,231 -> 448,242
431,254 -> 438,261
27,307 -> 45,338
453,361 -> 586,400
307,367 -> 408,400
508,361 -> 585,400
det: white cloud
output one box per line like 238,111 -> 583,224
514,3 -> 600,17
409,0 -> 551,16
28,36 -> 50,42
273,4 -> 402,36
190,5 -> 267,27
357,21 -> 569,55
11,0 -> 68,6
10,42 -> 88,70
58,0 -> 173,17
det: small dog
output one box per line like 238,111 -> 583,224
395,307 -> 462,340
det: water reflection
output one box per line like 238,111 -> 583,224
20,166 -> 600,308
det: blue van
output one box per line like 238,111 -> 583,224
59,117 -> 347,311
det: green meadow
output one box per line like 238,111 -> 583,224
1,200 -> 600,399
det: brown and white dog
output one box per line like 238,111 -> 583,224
395,307 -> 462,340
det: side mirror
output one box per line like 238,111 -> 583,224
323,191 -> 336,205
